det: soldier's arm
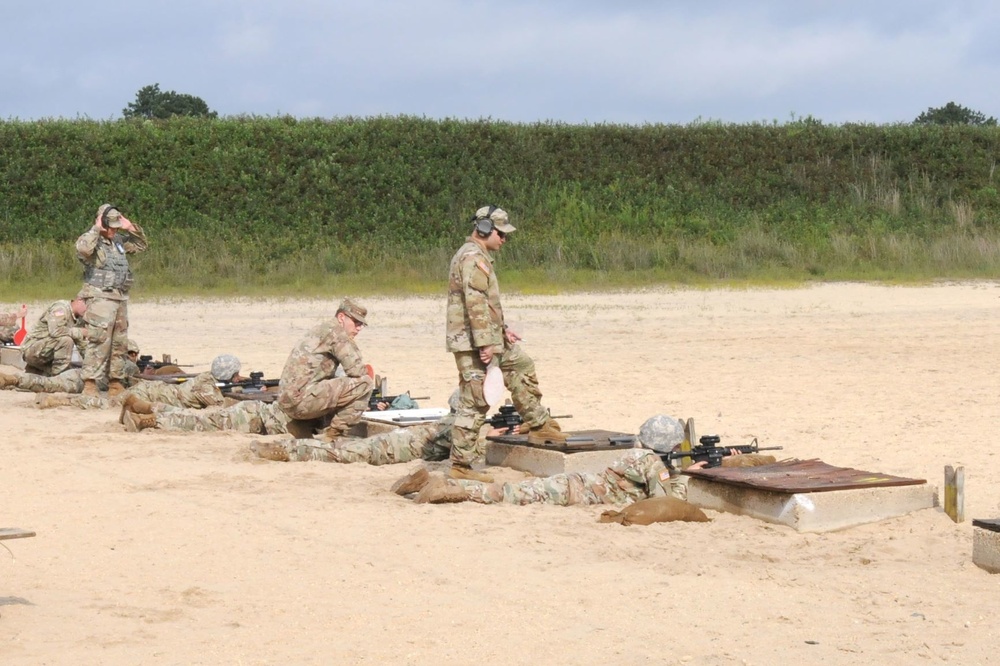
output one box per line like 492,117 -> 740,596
121,223 -> 148,253
75,229 -> 101,261
330,333 -> 366,378
46,306 -> 72,338
462,259 -> 495,349
0,312 -> 16,328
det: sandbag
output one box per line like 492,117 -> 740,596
598,496 -> 710,526
720,454 -> 777,468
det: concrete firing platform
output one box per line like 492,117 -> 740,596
486,430 -> 636,476
972,519 -> 1000,573
684,458 -> 937,533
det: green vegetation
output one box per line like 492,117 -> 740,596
1,116 -> 998,299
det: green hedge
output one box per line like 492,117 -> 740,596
1,116 -> 998,294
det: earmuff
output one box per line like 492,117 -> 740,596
472,204 -> 498,238
100,205 -> 119,230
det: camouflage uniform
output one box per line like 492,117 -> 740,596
20,300 -> 87,375
446,238 -> 551,467
276,419 -> 453,464
14,360 -> 142,406
154,400 -> 290,434
276,317 -> 373,431
0,311 -> 19,344
76,209 -> 148,383
455,449 -> 686,506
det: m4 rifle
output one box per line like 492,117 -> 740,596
219,371 -> 280,401
663,435 -> 783,468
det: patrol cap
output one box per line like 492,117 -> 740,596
474,205 -> 516,233
337,298 -> 368,325
210,354 -> 242,382
637,415 -> 684,453
97,203 -> 123,229
127,339 -> 140,354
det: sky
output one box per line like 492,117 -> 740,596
3,0 -> 999,125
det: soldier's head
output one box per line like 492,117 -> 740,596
96,203 -> 122,238
638,415 -> 684,456
70,297 -> 88,318
126,339 -> 140,362
470,205 -> 515,251
211,354 -> 242,382
336,298 -> 368,338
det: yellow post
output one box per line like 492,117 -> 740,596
679,417 -> 695,469
944,465 -> 965,523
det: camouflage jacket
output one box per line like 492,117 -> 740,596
445,240 -> 505,353
23,300 -> 86,347
278,319 -> 366,405
75,225 -> 148,301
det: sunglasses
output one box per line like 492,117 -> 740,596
496,230 -> 507,239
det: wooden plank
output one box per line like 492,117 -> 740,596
944,465 -> 965,523
0,528 -> 36,540
487,429 -> 636,453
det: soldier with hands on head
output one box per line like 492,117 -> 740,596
76,203 -> 148,398
445,205 -> 566,483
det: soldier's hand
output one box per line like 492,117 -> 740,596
17,304 -> 27,318
478,346 -> 494,365
119,216 -> 136,232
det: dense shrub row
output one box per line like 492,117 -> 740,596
1,116 -> 998,293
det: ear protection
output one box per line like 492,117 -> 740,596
472,204 -> 498,238
100,205 -> 119,230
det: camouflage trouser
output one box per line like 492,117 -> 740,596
14,369 -> 85,393
21,335 -> 76,376
280,422 -> 452,465
456,450 -> 685,506
80,297 -> 129,382
277,374 -> 373,429
156,400 -> 291,434
131,374 -> 224,409
451,341 -> 547,467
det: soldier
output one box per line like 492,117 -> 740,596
275,298 -> 374,439
76,203 -> 148,397
121,395 -> 290,434
445,205 -> 566,483
0,304 -> 27,344
18,298 -> 87,375
249,391 -> 514,465
392,415 -> 775,505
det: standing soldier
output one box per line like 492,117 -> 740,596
276,298 -> 375,439
76,203 -> 148,397
445,205 -> 566,483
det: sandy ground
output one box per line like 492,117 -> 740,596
2,282 -> 999,665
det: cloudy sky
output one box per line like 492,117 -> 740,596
4,1 -> 998,125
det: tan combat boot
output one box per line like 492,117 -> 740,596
107,380 -> 126,398
448,464 -> 494,483
82,379 -> 99,397
391,466 -> 431,496
122,410 -> 157,432
250,440 -> 291,462
35,393 -> 73,409
526,419 -> 568,446
414,476 -> 470,504
118,394 -> 154,424
0,372 -> 18,389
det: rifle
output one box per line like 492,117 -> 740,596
367,386 -> 429,411
663,435 -> 783,468
137,354 -> 194,373
218,371 -> 280,400
487,404 -> 572,435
